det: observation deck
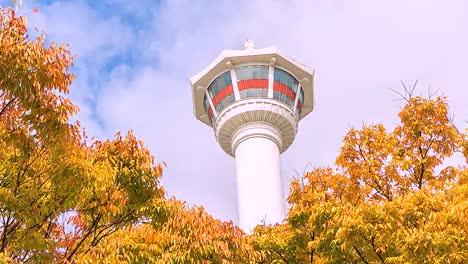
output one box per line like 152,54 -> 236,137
191,41 -> 315,156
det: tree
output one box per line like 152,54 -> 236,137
250,96 -> 468,263
1,6 -> 82,262
79,199 -> 261,263
0,7 -> 167,263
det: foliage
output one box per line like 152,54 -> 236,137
1,6 -> 81,262
80,199 -> 261,263
250,96 -> 468,263
0,7 -> 167,263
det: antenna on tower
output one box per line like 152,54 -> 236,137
243,39 -> 256,50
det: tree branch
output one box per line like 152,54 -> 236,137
353,246 -> 369,264
0,97 -> 16,118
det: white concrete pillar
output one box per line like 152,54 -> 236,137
232,124 -> 285,232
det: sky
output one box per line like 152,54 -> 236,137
3,0 -> 468,224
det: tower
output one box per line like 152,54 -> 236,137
190,40 -> 315,232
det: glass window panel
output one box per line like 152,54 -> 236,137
262,67 -> 268,79
235,69 -> 241,81
251,67 -> 257,79
215,94 -> 235,113
206,71 -> 238,112
274,67 -> 299,94
235,68 -> 242,81
274,68 -> 281,82
217,78 -> 224,92
241,68 -> 248,80
236,66 -> 268,81
208,90 -> 214,100
240,90 -> 247,99
227,94 -> 235,104
224,72 -> 232,84
273,91 -> 280,100
239,68 -> 244,80
216,101 -> 223,112
240,68 -> 247,80
252,67 -> 260,79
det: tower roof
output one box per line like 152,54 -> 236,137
191,44 -> 315,126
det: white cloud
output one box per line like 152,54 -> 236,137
23,0 -> 137,138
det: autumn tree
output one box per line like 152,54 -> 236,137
250,95 -> 468,263
1,6 -> 81,262
78,198 -> 261,263
0,7 -> 167,263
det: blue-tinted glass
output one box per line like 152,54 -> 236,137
274,68 -> 298,93
207,71 -> 234,102
224,72 -> 232,84
273,91 -> 280,101
236,66 -> 268,81
216,94 -> 235,113
252,67 -> 260,79
273,90 -> 294,107
235,68 -> 243,80
240,90 -> 247,99
261,67 -> 268,79
217,78 -> 223,92
274,69 -> 281,82
216,101 -> 223,112
228,94 -> 235,104
241,68 -> 247,80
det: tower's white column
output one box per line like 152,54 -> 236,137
232,124 -> 285,232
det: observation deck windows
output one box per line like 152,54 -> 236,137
203,95 -> 215,124
207,72 -> 235,118
273,68 -> 298,108
203,66 -> 303,123
235,66 -> 269,99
